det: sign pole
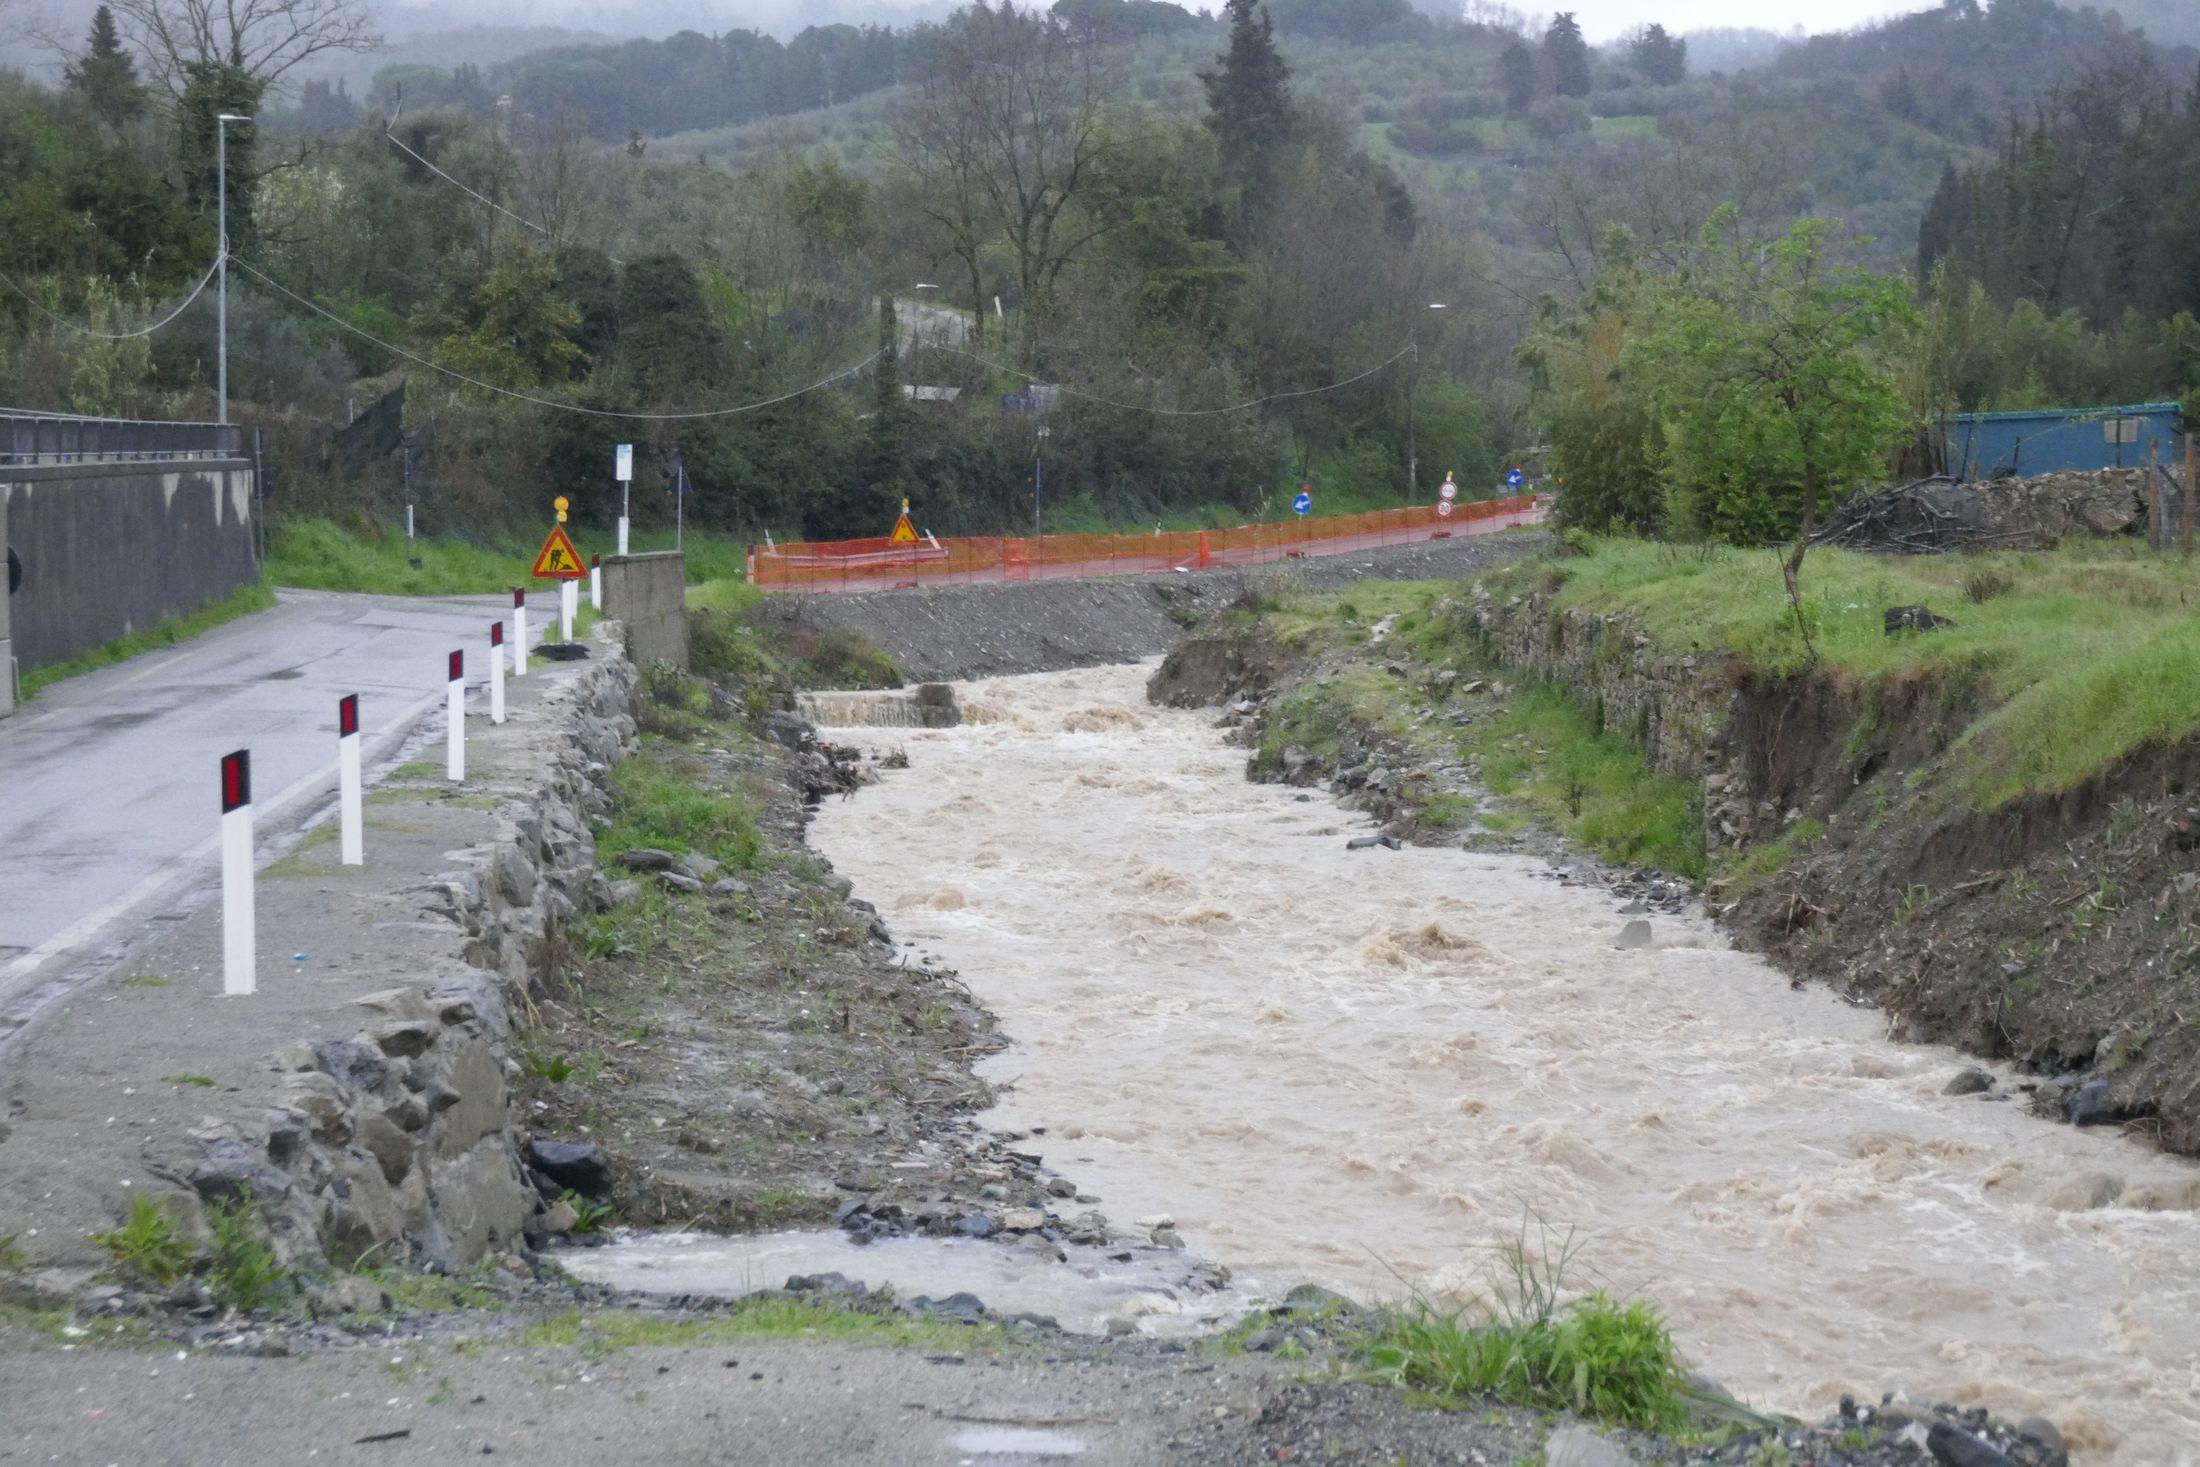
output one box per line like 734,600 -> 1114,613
590,553 -> 602,610
220,750 -> 255,996
489,623 -> 506,725
337,696 -> 363,866
616,442 -> 633,556
446,651 -> 465,782
560,578 -> 577,642
511,589 -> 528,677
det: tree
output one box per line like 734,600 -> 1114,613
1541,12 -> 1592,99
1626,23 -> 1686,86
106,0 -> 377,99
66,6 -> 146,128
1633,211 -> 1918,642
1498,34 -> 1538,115
417,247 -> 584,390
891,2 -> 1123,360
1200,0 -> 1294,229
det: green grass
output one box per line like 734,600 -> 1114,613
519,1295 -> 1004,1360
596,745 -> 762,873
1359,1220 -> 1690,1434
19,581 -> 275,699
1244,578 -> 1704,876
265,515 -> 749,596
1465,683 -> 1705,878
1530,538 -> 2200,808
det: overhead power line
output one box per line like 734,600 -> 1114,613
931,342 -> 1419,418
231,256 -> 882,421
383,106 -> 624,265
0,255 -> 223,341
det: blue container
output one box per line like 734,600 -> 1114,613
1942,402 -> 2184,480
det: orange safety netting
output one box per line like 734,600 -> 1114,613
748,493 -> 1543,593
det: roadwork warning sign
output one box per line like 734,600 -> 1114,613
889,499 -> 919,544
532,524 -> 586,579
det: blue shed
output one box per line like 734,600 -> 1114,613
1941,402 -> 2184,480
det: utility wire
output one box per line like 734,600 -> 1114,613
930,341 -> 1418,418
384,108 -> 624,265
232,256 -> 881,421
0,255 -> 223,341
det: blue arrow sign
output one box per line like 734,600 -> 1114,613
1505,468 -> 1525,489
1293,491 -> 1313,517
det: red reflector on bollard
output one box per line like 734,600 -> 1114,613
338,694 -> 359,738
512,587 -> 524,608
448,650 -> 463,682
491,622 -> 504,647
221,749 -> 251,813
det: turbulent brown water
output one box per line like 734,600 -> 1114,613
808,662 -> 2200,1464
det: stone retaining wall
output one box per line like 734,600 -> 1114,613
1466,582 -> 1765,859
217,652 -> 639,1271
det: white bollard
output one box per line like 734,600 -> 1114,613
338,695 -> 363,866
489,623 -> 506,725
590,554 -> 602,611
446,650 -> 465,782
560,578 -> 577,642
220,750 -> 255,996
511,588 -> 528,677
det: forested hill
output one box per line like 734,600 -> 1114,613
3,0 -> 2195,548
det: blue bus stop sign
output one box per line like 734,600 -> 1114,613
1293,491 -> 1313,517
1505,468 -> 1525,489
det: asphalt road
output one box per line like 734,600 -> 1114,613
0,589 -> 545,1006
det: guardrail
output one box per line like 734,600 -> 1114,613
749,494 -> 1544,594
1,410 -> 241,466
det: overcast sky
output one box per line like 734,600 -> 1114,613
1548,0 -> 1924,39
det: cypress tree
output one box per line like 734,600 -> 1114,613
66,6 -> 146,128
1542,12 -> 1592,99
1200,0 -> 1294,226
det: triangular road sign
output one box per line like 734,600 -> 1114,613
532,524 -> 587,579
889,502 -> 919,544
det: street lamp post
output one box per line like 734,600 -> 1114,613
1034,424 -> 1051,538
1408,302 -> 1446,500
215,112 -> 253,431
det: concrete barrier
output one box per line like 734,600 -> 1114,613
601,550 -> 688,670
0,459 -> 258,679
1,491 -> 13,716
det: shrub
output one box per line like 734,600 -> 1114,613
90,1195 -> 194,1285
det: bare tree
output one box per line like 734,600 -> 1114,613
892,1 -> 1124,361
107,0 -> 377,96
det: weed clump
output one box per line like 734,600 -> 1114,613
1361,1222 -> 1690,1434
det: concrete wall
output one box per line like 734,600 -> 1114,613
0,459 -> 257,673
0,490 -> 13,716
601,550 -> 688,670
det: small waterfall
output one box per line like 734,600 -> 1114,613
797,685 -> 961,729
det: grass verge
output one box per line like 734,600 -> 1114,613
265,516 -> 748,595
19,581 -> 275,700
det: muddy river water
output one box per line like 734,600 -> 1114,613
806,662 -> 2200,1464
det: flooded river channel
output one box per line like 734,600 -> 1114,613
807,662 -> 2200,1464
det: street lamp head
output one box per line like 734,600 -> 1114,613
1427,302 -> 1448,309
912,282 -> 938,291
217,113 -> 253,123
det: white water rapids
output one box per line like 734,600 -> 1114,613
808,662 -> 2200,1464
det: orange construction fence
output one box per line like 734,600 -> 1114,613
748,493 -> 1543,594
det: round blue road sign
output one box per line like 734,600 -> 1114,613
1293,491 -> 1313,517
1505,468 -> 1525,489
